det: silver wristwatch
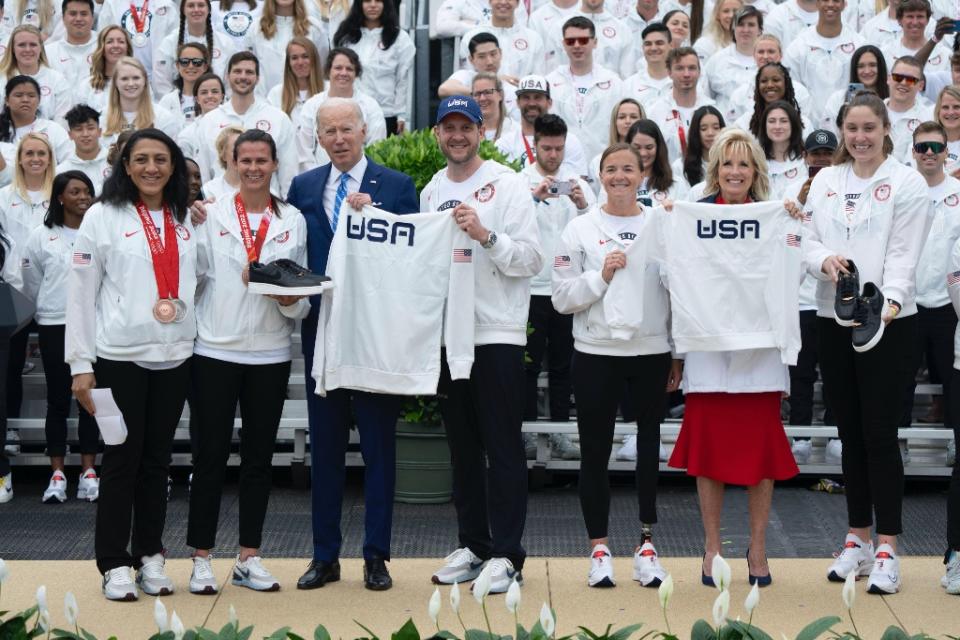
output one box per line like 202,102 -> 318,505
482,230 -> 498,249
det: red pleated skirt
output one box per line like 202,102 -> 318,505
668,392 -> 799,485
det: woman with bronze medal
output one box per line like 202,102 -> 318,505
186,129 -> 308,594
65,128 -> 196,602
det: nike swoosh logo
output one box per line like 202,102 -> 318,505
220,230 -> 231,236
124,230 -> 140,237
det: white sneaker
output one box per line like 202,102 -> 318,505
137,553 -> 174,596
588,544 -> 615,588
77,469 -> 99,502
899,440 -> 911,466
827,533 -> 875,582
0,472 -> 12,503
102,567 -> 138,601
616,435 -> 637,461
232,555 -> 280,592
659,441 -> 668,462
190,555 -> 219,594
42,470 -> 67,504
945,550 -> 960,594
4,429 -> 19,456
482,557 -> 522,593
866,544 -> 901,594
432,547 -> 485,584
633,541 -> 668,587
826,439 -> 843,465
549,434 -> 580,460
791,439 -> 812,465
948,439 -> 956,467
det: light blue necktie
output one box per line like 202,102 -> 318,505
331,172 -> 349,232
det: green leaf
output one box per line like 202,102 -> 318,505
429,632 -> 460,640
392,619 -> 421,640
465,629 -> 496,640
690,620 -> 716,640
265,627 -> 292,640
80,629 -> 99,640
795,616 -> 843,640
609,623 -> 644,640
314,625 -> 332,640
727,621 -> 775,640
515,624 -> 529,640
286,633 -> 306,640
880,627 -> 909,640
575,626 -> 602,640
215,623 -> 236,640
50,629 -> 82,640
355,620 -> 381,640
237,625 -> 254,640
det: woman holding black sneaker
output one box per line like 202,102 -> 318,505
186,129 -> 309,595
802,92 -> 931,596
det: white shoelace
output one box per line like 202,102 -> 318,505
239,556 -> 270,577
444,547 -> 476,565
193,557 -> 215,580
107,567 -> 134,585
141,557 -> 167,578
485,558 -> 511,578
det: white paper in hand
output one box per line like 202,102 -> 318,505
90,388 -> 127,445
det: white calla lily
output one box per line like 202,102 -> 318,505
228,604 -> 238,629
428,587 -> 442,624
711,554 -> 731,591
449,581 -> 461,613
64,592 -> 79,627
539,603 -> 556,636
505,578 -> 522,614
744,582 -> 760,616
154,598 -> 169,632
472,566 -> 491,603
658,574 -> 673,609
0,558 -> 9,583
38,608 -> 51,632
171,611 -> 185,640
36,585 -> 47,612
712,589 -> 730,627
842,570 -> 857,610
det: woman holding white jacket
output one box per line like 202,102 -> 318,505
552,142 -> 682,590
802,91 -> 932,596
66,128 -> 197,602
186,129 -> 308,595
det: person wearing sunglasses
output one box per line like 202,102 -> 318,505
545,17 -> 624,162
158,43 -> 212,129
573,0 -> 633,80
153,0 -> 238,97
885,56 -> 934,162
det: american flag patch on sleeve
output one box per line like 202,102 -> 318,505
554,255 -> 571,268
72,252 -> 91,266
948,271 -> 960,286
786,234 -> 801,247
453,248 -> 472,263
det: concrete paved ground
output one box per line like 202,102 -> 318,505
0,558 -> 957,639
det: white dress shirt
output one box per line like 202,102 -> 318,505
323,155 -> 368,225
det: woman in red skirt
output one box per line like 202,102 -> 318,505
668,129 -> 799,587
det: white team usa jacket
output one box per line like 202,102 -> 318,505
0,185 -> 49,249
420,161 -> 544,346
802,158 -> 932,319
545,66 -> 624,162
194,197 -> 309,356
551,206 -> 673,357
65,202 -> 198,375
916,175 -> 960,309
20,224 -> 76,325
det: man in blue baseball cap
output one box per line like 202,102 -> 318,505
421,94 -> 544,594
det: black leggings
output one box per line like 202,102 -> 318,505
947,369 -> 960,551
37,324 -> 98,457
572,350 -> 672,539
0,335 -> 9,476
818,316 -> 917,536
5,320 -> 35,418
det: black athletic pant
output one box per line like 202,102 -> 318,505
93,358 -> 190,574
902,304 -> 957,426
438,344 -> 527,570
187,355 -> 291,550
385,116 -> 399,137
789,310 -> 819,426
524,295 -> 573,420
37,324 -> 98,457
5,320 -> 35,418
947,369 -> 960,550
571,350 -> 671,539
0,335 -> 10,476
818,316 -> 917,535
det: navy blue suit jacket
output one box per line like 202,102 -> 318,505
287,155 -> 418,355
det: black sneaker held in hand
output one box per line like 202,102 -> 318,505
834,259 -> 859,326
852,282 -> 885,353
248,259 -> 333,296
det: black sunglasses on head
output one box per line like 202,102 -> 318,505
177,57 -> 206,67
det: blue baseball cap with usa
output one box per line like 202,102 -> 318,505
436,95 -> 483,125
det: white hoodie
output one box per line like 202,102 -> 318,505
802,157 -> 932,319
0,185 -> 48,249
194,196 -> 309,360
551,205 -> 672,356
421,160 -> 544,345
65,201 -> 198,374
20,223 -> 76,325
915,175 -> 960,309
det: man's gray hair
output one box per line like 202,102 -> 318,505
316,97 -> 365,127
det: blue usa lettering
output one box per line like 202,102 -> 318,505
696,219 -> 760,239
346,215 -> 416,246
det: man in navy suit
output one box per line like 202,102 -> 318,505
287,97 -> 418,591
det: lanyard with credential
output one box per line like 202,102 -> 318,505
234,192 -> 273,262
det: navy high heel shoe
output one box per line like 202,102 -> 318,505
702,553 -> 716,587
747,549 -> 772,587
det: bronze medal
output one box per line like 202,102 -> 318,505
153,298 -> 177,324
